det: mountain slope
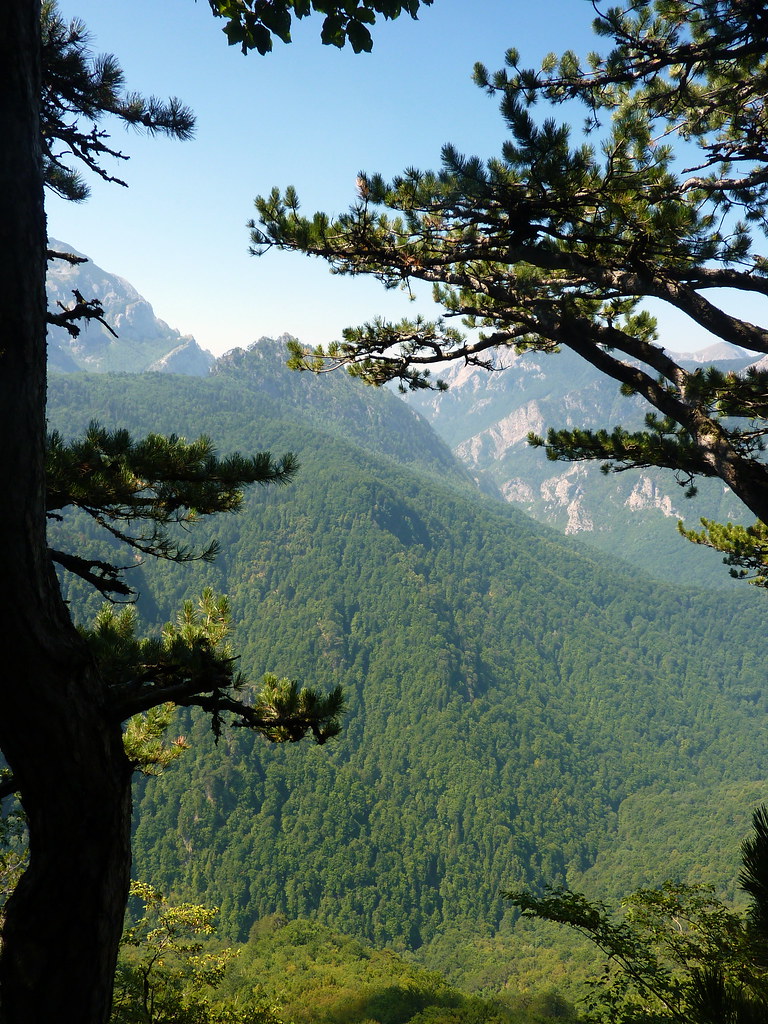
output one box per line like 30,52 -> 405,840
402,345 -> 756,588
47,350 -> 768,994
46,239 -> 214,374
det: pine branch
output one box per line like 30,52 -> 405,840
93,596 -> 345,750
46,246 -> 87,266
248,1 -> 768,547
47,424 -> 298,595
41,2 -> 195,202
47,291 -> 118,340
49,549 -> 133,599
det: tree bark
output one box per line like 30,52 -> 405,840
0,4 -> 132,1021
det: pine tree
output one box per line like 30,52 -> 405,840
250,0 -> 768,583
504,805 -> 768,1023
0,1 -> 432,1021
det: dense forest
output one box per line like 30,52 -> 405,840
47,339 -> 768,997
9,0 -> 768,1019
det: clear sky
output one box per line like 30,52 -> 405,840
46,0 -> 735,357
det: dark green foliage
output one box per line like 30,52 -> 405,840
249,0 -> 768,582
211,340 -> 469,486
739,807 -> 768,944
47,420 -> 297,598
34,402 -> 345,769
207,0 -> 433,55
573,781 -> 768,906
0,361 -> 342,789
504,806 -> 768,1023
47,345 -> 768,992
81,593 -> 344,748
680,520 -> 768,588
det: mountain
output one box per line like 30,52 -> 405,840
47,340 -> 768,997
44,238 -> 754,588
46,239 -> 214,374
401,344 -> 757,589
678,342 -> 752,363
211,339 -> 474,488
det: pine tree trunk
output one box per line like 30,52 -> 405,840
0,704 -> 132,1024
0,4 -> 132,1021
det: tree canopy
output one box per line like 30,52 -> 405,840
48,359 -> 768,978
45,422 -> 298,598
251,0 -> 768,582
40,0 -> 194,203
207,0 -> 433,54
505,806 -> 768,1022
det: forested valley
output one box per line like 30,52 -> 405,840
42,336 -> 768,1015
8,1 -> 768,1020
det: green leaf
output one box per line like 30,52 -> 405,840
347,19 -> 373,52
320,11 -> 346,47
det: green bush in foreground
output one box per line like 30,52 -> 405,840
112,891 -> 575,1024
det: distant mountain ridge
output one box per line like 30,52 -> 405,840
45,242 -> 758,588
46,239 -> 214,374
402,344 -> 757,588
212,337 -> 475,489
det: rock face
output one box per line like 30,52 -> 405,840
46,240 -> 214,374
147,339 -> 216,376
403,344 -> 756,587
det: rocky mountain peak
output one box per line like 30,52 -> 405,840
46,239 -> 214,375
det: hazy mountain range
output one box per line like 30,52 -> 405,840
402,344 -> 756,588
46,239 -> 758,589
46,240 -> 214,374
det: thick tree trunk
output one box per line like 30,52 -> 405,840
0,4 -> 132,1021
0,706 -> 132,1024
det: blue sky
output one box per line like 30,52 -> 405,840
43,0 -> 598,355
47,0 -> 731,357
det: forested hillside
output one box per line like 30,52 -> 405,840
48,340 -> 768,993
